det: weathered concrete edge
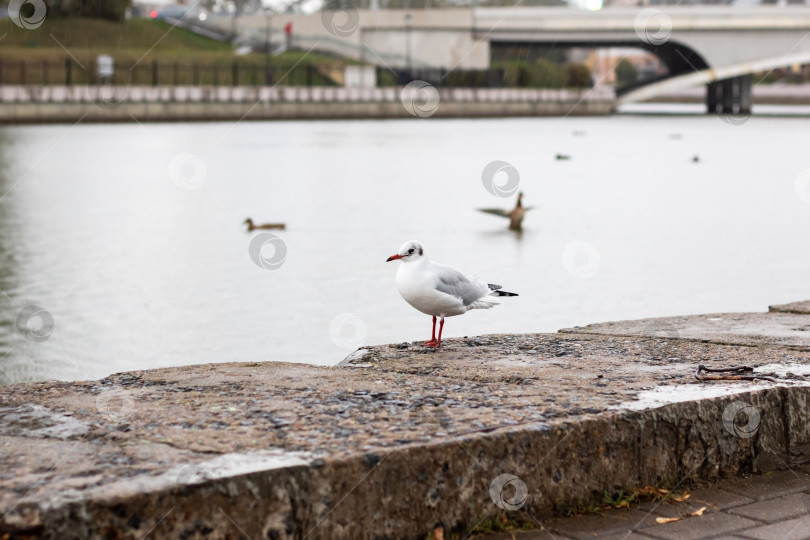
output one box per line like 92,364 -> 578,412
770,300 -> 810,315
8,384 -> 809,540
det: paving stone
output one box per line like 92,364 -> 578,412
727,492 -> 810,523
547,509 -> 662,539
636,512 -> 760,540
688,487 -> 755,511
736,514 -> 810,540
471,531 -> 567,540
636,500 -> 711,519
595,532 -> 660,540
720,470 -> 810,501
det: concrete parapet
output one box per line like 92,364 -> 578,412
2,301 -> 810,538
0,85 -> 616,123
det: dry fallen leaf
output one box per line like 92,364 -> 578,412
688,506 -> 707,517
656,517 -> 680,524
674,493 -> 691,502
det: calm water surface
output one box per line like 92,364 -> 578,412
1,113 -> 809,384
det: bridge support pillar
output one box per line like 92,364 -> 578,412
707,81 -> 721,113
721,78 -> 735,113
706,75 -> 752,116
738,74 -> 753,115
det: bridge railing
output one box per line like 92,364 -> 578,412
0,58 -> 332,87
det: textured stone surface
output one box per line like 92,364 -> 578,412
3,308 -> 810,539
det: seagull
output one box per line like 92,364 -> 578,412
386,241 -> 518,348
244,218 -> 285,231
477,192 -> 533,231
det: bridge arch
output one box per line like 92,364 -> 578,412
489,37 -> 711,95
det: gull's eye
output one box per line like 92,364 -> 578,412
408,248 -> 415,254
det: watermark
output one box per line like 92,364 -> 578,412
329,313 -> 367,351
722,401 -> 761,439
561,241 -> 601,279
87,81 -> 129,110
16,304 -> 54,342
9,0 -> 47,30
634,9 -> 672,46
321,0 -> 359,38
481,160 -> 520,198
795,169 -> 810,205
721,110 -> 750,126
175,464 -> 213,486
169,153 -> 207,190
489,473 -> 528,511
96,387 -> 135,422
248,233 -> 287,270
400,81 -> 440,118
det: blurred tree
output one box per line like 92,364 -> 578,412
615,59 -> 638,86
531,58 -> 566,88
564,62 -> 592,88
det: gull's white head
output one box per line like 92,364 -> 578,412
386,240 -> 425,263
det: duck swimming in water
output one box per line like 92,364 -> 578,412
477,192 -> 533,231
243,218 -> 285,231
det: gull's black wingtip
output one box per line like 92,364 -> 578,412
488,284 -> 517,296
494,290 -> 518,297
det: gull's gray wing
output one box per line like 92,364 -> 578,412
432,263 -> 489,306
477,208 -> 510,218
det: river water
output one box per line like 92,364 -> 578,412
1,111 -> 809,384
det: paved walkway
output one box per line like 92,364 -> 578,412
477,466 -> 810,540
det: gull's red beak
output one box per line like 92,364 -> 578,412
386,254 -> 402,262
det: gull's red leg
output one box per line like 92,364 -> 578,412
436,317 -> 445,347
424,316 -> 439,347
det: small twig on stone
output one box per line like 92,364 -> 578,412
694,364 -> 776,383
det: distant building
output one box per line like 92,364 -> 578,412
581,48 -> 667,85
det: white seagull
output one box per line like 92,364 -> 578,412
386,240 -> 518,348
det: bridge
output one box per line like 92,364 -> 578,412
191,6 -> 810,114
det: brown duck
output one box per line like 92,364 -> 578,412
244,218 -> 285,231
477,192 -> 533,231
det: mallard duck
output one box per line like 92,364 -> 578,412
477,192 -> 533,231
